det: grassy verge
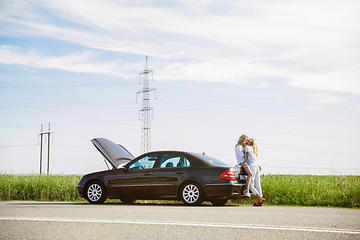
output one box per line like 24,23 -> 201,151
0,174 -> 359,208
229,175 -> 360,208
0,174 -> 83,201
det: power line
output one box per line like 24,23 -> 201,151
153,105 -> 360,145
262,165 -> 360,171
0,82 -> 137,87
0,144 -> 37,148
1,70 -> 359,164
154,81 -> 360,128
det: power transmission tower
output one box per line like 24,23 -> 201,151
38,123 -> 53,175
137,56 -> 156,153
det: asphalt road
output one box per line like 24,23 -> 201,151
1,201 -> 359,239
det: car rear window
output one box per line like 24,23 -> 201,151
192,153 -> 228,166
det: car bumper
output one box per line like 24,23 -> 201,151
77,185 -> 84,197
77,180 -> 85,198
204,182 -> 246,199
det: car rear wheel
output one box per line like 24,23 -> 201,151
210,199 -> 230,206
86,182 -> 107,204
181,182 -> 203,206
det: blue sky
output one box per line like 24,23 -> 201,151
0,0 -> 359,175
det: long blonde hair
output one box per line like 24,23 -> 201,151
235,134 -> 248,148
248,139 -> 258,157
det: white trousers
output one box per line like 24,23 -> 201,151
248,163 -> 262,197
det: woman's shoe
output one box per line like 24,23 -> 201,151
253,201 -> 260,206
260,199 -> 266,207
244,190 -> 251,198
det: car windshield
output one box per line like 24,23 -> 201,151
127,154 -> 158,170
192,153 -> 228,166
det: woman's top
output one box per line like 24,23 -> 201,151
235,145 -> 245,166
245,146 -> 257,164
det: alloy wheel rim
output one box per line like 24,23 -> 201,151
88,183 -> 102,201
183,184 -> 199,204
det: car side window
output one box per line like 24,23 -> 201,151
159,154 -> 191,168
128,154 -> 158,170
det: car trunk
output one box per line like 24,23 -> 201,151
231,167 -> 247,183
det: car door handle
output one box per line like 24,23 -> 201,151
177,171 -> 185,174
144,172 -> 152,176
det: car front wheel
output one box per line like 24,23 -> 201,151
181,183 -> 203,206
86,182 -> 107,204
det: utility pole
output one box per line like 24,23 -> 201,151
39,125 -> 43,174
39,123 -> 53,175
137,56 -> 156,153
47,124 -> 51,175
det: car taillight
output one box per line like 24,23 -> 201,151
219,168 -> 237,181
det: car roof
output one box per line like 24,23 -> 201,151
134,150 -> 229,167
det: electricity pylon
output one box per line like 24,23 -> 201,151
137,56 -> 156,153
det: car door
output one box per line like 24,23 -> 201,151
103,169 -> 119,196
151,153 -> 192,198
116,153 -> 159,198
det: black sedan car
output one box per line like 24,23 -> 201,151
77,138 -> 248,206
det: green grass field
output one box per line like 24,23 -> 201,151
0,174 -> 81,202
0,174 -> 359,208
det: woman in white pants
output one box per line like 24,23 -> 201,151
241,139 -> 265,206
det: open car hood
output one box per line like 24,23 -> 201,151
91,138 -> 135,169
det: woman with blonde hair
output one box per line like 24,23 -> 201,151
242,138 -> 265,206
235,134 -> 252,198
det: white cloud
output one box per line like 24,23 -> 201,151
3,0 -> 359,54
350,105 -> 360,111
307,93 -> 347,105
0,44 -> 272,88
0,44 -> 269,86
287,71 -> 360,95
0,45 -> 135,77
155,59 -> 271,87
1,0 -> 359,91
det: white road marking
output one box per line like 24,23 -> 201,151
1,217 -> 360,235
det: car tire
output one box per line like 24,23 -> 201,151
180,182 -> 203,206
210,199 -> 230,206
120,198 -> 137,204
86,182 -> 107,204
